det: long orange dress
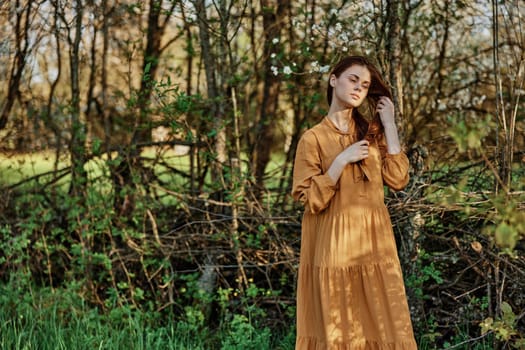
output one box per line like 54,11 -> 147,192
292,116 -> 417,350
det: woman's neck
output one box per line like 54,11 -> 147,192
327,107 -> 353,133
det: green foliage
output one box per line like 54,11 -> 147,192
0,224 -> 30,268
483,192 -> 525,252
405,249 -> 444,300
409,109 -> 525,349
447,113 -> 494,153
480,302 -> 525,348
4,142 -> 523,349
426,180 -> 524,253
0,281 -> 293,350
435,112 -> 525,253
220,314 -> 271,350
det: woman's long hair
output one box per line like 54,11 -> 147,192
326,56 -> 392,143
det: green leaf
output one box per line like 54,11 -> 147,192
91,138 -> 102,156
479,317 -> 493,335
466,131 -> 481,149
494,223 -> 518,250
501,301 -> 516,326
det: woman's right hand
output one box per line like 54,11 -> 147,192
338,140 -> 369,164
327,139 -> 370,183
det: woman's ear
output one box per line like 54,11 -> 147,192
329,74 -> 336,87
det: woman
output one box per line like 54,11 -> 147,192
292,55 -> 417,349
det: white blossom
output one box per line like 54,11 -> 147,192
309,61 -> 319,73
283,66 -> 292,75
270,53 -> 276,58
319,65 -> 330,73
271,66 -> 279,76
437,99 -> 447,111
272,38 -> 279,44
338,32 -> 349,42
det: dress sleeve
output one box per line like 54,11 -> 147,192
382,152 -> 410,191
292,131 -> 338,214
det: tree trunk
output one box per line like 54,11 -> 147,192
193,0 -> 226,185
0,0 -> 34,130
386,0 -> 405,144
386,0 -> 425,325
101,0 -> 111,155
48,1 -> 63,184
112,0 -> 177,217
69,0 -> 88,197
131,0 -> 163,145
492,0 -> 520,193
252,0 -> 287,191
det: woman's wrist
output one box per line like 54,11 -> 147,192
382,122 -> 397,130
383,125 -> 402,154
327,155 -> 346,182
334,154 -> 348,166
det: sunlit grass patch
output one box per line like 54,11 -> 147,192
0,150 -> 70,187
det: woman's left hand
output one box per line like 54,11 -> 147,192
376,96 -> 396,127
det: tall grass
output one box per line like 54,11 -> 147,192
1,294 -> 179,349
1,314 -> 202,349
0,284 -> 295,350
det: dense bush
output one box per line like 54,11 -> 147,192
1,146 -> 524,349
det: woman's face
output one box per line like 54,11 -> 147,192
329,64 -> 371,109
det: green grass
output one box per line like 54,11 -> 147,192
0,148 -> 294,211
1,294 -> 495,350
0,149 -> 196,204
0,285 -> 295,350
0,151 -> 69,186
0,147 -> 291,186
1,308 -> 196,349
0,280 -> 494,350
0,148 -> 190,183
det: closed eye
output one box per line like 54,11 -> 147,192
348,73 -> 370,88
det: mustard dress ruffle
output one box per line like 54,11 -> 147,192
292,117 -> 417,350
